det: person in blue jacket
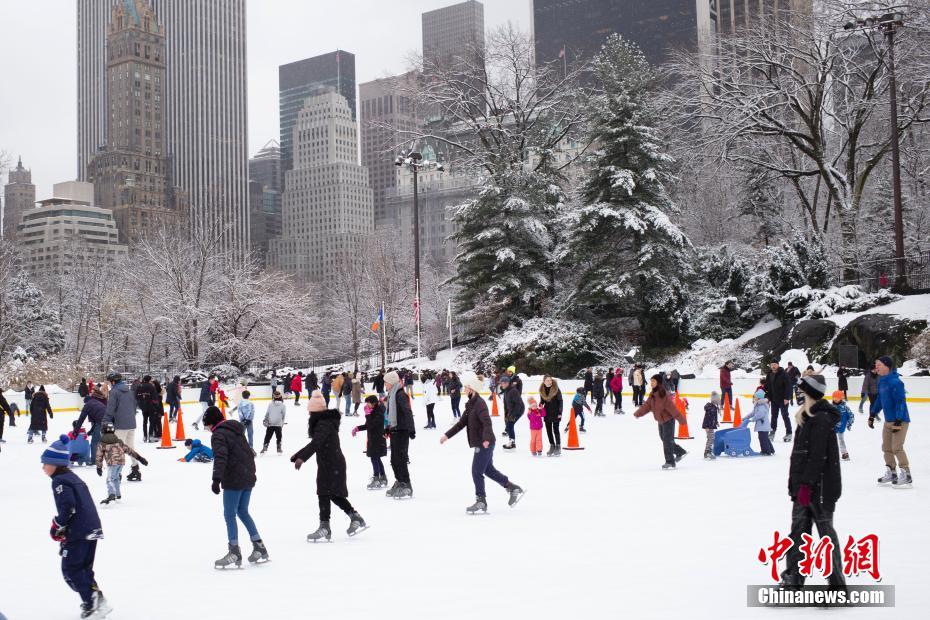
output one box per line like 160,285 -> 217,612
42,434 -> 110,618
831,391 -> 854,461
742,390 -> 775,455
869,356 -> 912,488
179,438 -> 214,463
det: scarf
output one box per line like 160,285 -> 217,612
540,380 -> 559,403
386,381 -> 403,428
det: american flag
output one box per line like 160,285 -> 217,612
413,295 -> 421,326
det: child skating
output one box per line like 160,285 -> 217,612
526,397 -> 544,456
568,387 -> 591,433
230,390 -> 255,448
742,390 -> 775,455
702,392 -> 720,459
42,435 -> 110,618
292,390 -> 368,542
832,390 -> 854,461
440,373 -> 524,514
178,438 -> 214,463
352,395 -> 389,489
95,423 -> 149,505
261,391 -> 286,454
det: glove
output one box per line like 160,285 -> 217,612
797,484 -> 812,507
177,458 -> 186,462
50,518 -> 67,542
293,458 -> 304,471
847,418 -> 854,431
211,480 -> 221,495
892,419 -> 902,433
49,412 -> 54,419
410,430 -> 416,440
351,427 -> 358,437
868,416 -> 875,429
96,467 -> 102,477
137,456 -> 149,466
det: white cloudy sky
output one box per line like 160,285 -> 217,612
0,0 -> 529,199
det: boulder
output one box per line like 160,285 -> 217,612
826,314 -> 928,369
745,320 -> 838,366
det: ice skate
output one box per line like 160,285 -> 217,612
506,484 -> 524,507
214,544 -> 242,569
80,590 -> 112,619
662,463 -> 676,470
307,521 -> 332,542
126,465 -> 141,482
260,444 -> 268,454
378,475 -> 389,488
393,482 -> 413,499
347,512 -> 368,536
877,467 -> 897,485
841,453 -> 849,461
783,433 -> 793,443
247,540 -> 269,563
893,468 -> 912,489
277,445 -> 283,454
546,445 -> 555,457
192,422 -> 199,430
385,481 -> 400,497
675,450 -> 687,463
502,441 -> 516,450
99,494 -> 116,505
466,496 -> 488,515
704,450 -> 715,460
366,476 -> 381,490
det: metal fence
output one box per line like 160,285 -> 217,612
836,252 -> 930,293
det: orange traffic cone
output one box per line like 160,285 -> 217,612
721,392 -> 733,424
563,408 -> 585,450
156,412 -> 176,449
733,398 -> 742,427
491,392 -> 499,417
174,407 -> 187,442
675,394 -> 693,439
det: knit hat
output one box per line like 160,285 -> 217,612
202,406 -> 224,428
798,375 -> 827,400
383,371 -> 400,387
877,355 -> 895,370
754,389 -> 766,400
41,435 -> 71,467
528,396 -> 538,407
710,391 -> 720,404
831,390 -> 845,402
307,389 -> 327,413
499,374 -> 511,384
507,365 -> 516,374
461,372 -> 483,394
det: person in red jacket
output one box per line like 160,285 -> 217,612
291,372 -> 305,406
610,368 -> 624,414
719,361 -> 734,408
634,374 -> 688,469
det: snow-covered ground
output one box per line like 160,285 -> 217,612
1,382 -> 926,619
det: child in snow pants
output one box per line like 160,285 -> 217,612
527,397 -> 544,455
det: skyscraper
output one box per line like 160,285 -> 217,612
86,0 -> 184,246
248,140 -> 283,194
150,0 -> 249,256
2,156 -> 36,240
532,0 -> 698,66
76,0 -> 116,181
279,50 -> 356,179
248,141 -> 283,267
268,88 -> 373,283
422,0 -> 485,70
360,71 -> 420,224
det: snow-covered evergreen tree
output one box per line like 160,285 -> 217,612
741,166 -> 783,247
765,232 -> 831,319
0,270 -> 65,360
566,34 -> 692,345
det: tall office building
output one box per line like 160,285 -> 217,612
268,88 -> 373,283
249,140 -> 283,193
3,156 -> 36,240
422,0 -> 485,70
248,141 -> 283,267
87,0 -> 185,246
279,51 -> 356,179
150,0 -> 249,257
360,71 -> 420,224
532,0 -> 698,67
77,0 -> 116,181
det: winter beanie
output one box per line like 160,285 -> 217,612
754,389 -> 766,401
710,391 -> 720,404
41,435 -> 71,467
202,406 -> 224,428
877,355 -> 895,370
507,366 -> 516,374
798,375 -> 826,400
499,375 -> 511,385
832,390 -> 845,402
461,372 -> 483,394
307,389 -> 327,413
383,371 -> 400,387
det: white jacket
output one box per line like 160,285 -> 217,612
424,382 -> 438,405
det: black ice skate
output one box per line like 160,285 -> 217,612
506,484 -> 524,507
80,590 -> 112,619
783,433 -> 793,443
347,512 -> 368,536
366,476 -> 381,490
214,544 -> 242,569
662,463 -> 676,470
126,465 -> 141,482
100,494 -> 117,505
307,521 -> 332,543
392,482 -> 413,499
248,539 -> 269,563
385,481 -> 400,498
260,444 -> 268,455
466,496 -> 488,515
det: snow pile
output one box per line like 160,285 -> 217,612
781,285 -> 899,320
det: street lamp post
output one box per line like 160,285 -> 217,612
394,149 -> 444,362
845,12 -> 907,290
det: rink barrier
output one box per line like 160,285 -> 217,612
10,388 -> 930,416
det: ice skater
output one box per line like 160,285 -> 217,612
292,390 -> 368,542
203,406 -> 269,568
702,391 -> 720,459
832,391 -> 853,461
260,391 -> 286,455
383,371 -> 414,498
568,387 -> 591,434
352,395 -> 389,489
42,435 -> 110,618
229,390 -> 255,448
741,390 -> 775,455
440,373 -> 524,514
633,374 -> 687,469
28,385 -> 53,444
526,397 -> 544,456
178,438 -> 214,463
95,423 -> 148,504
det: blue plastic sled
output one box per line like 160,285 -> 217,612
69,435 -> 93,466
713,427 -> 758,458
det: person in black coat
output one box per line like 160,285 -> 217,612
78,378 -> 89,399
372,371 -> 385,396
28,386 -> 53,443
203,407 -> 268,568
765,361 -> 793,442
448,372 -> 463,418
76,388 -> 107,461
135,376 -> 159,443
292,390 -> 367,541
592,372 -> 606,416
582,368 -> 593,401
539,376 -> 563,455
440,373 -> 524,514
383,371 -> 415,498
837,365 -> 849,400
165,376 -> 182,422
306,370 -> 319,395
353,395 -> 388,489
500,374 -> 525,450
0,388 -> 10,442
779,375 -> 845,591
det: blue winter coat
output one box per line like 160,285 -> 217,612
870,370 -> 910,423
50,469 -> 103,542
834,403 -> 854,434
103,381 -> 137,430
183,439 -> 214,462
742,400 -> 772,432
76,395 -> 107,430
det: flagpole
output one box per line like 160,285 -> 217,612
380,301 -> 387,372
448,298 -> 453,356
415,279 -> 421,362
